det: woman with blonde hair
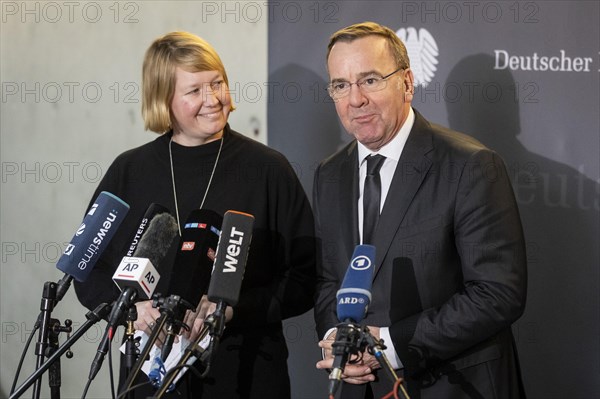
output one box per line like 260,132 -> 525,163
75,31 -> 316,399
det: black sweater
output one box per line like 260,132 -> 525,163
75,125 -> 316,327
74,125 -> 316,398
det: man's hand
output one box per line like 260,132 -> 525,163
315,326 -> 383,384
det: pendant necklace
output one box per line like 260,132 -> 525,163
168,134 -> 224,236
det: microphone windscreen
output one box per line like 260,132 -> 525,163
167,209 -> 222,308
336,245 -> 375,323
112,213 -> 178,299
56,191 -> 130,282
207,210 -> 254,306
133,212 -> 179,267
126,203 -> 170,257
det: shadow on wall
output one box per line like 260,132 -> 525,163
446,53 -> 600,398
267,63 -> 344,399
268,63 -> 346,194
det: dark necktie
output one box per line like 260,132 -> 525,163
363,154 -> 386,244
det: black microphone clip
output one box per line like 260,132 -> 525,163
328,321 -> 368,396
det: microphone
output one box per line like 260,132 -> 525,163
160,209 -> 222,361
167,209 -> 223,307
153,211 -> 254,395
55,191 -> 130,302
125,203 -> 170,257
207,210 -> 254,307
88,212 -> 179,381
329,244 -> 376,396
108,212 -> 179,332
336,245 -> 375,322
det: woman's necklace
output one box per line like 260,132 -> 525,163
168,134 -> 224,236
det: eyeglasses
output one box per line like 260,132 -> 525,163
326,67 -> 405,100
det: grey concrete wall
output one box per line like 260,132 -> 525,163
1,2 -> 266,397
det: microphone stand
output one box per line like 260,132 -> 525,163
10,303 -> 110,399
119,294 -> 192,397
328,321 -> 364,397
151,301 -> 226,399
32,281 -> 58,399
122,306 -> 140,399
47,318 -> 74,399
160,300 -> 190,362
362,330 -> 411,399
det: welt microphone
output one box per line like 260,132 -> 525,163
55,191 -> 130,302
160,209 -> 222,361
88,212 -> 179,381
152,211 -> 254,395
207,210 -> 254,307
201,211 -> 253,364
329,244 -> 376,396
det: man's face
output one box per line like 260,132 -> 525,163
327,36 -> 414,151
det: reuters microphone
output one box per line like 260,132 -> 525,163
55,191 -> 130,302
329,244 -> 376,397
125,203 -> 170,257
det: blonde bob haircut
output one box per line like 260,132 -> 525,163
327,21 -> 410,71
142,31 -> 233,133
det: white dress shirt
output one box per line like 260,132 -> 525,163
323,108 -> 415,371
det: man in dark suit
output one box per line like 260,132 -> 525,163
313,22 -> 527,398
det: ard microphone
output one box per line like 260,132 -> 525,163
329,245 -> 376,396
207,210 -> 254,306
160,209 -> 222,361
336,245 -> 375,323
88,213 -> 178,381
55,191 -> 130,302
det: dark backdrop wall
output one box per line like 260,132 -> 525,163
268,1 -> 600,398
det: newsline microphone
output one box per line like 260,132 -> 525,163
55,191 -> 130,303
88,212 -> 179,381
160,209 -> 222,361
328,244 -> 376,397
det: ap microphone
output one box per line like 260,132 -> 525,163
329,245 -> 376,396
88,212 -> 179,381
55,191 -> 130,302
160,209 -> 222,361
207,210 -> 254,306
109,212 -> 179,328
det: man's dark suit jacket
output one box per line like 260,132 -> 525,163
313,109 -> 527,398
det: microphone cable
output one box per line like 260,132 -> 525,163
9,323 -> 40,395
81,324 -> 118,399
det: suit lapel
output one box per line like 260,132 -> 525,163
339,142 -> 360,258
373,112 -> 434,278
